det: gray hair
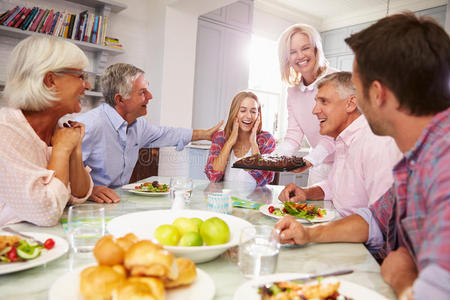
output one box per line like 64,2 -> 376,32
278,23 -> 329,86
4,36 -> 89,111
101,63 -> 144,106
317,71 -> 356,99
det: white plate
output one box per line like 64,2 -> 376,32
48,265 -> 215,300
233,273 -> 388,300
121,183 -> 139,190
259,204 -> 335,223
0,232 -> 68,275
107,209 -> 252,263
127,189 -> 170,196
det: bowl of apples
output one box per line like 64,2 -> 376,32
107,210 -> 252,263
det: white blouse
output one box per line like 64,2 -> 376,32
224,149 -> 257,187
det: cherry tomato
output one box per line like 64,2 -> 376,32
135,186 -> 140,189
268,206 -> 275,214
318,209 -> 323,217
44,238 -> 55,250
282,208 -> 287,213
7,247 -> 18,262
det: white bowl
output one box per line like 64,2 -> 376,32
107,209 -> 253,263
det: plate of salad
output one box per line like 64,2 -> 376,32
259,202 -> 335,223
126,181 -> 170,196
0,231 -> 68,275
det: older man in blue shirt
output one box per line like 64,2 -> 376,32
76,63 -> 222,203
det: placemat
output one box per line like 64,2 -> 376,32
232,197 -> 264,210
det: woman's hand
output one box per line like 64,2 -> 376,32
64,121 -> 85,156
51,126 -> 82,154
250,115 -> 261,155
227,118 -> 239,147
249,115 -> 260,144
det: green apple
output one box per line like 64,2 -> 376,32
190,218 -> 203,231
172,217 -> 199,235
154,224 -> 180,246
178,232 -> 203,247
199,217 -> 230,245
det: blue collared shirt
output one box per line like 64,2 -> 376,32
75,103 -> 193,188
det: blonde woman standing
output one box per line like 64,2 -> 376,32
276,24 -> 338,185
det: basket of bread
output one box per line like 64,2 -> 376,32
79,233 -> 200,300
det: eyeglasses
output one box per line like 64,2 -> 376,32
54,69 -> 89,81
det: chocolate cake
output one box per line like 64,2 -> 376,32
232,154 -> 306,172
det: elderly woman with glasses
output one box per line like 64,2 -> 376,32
0,36 -> 93,226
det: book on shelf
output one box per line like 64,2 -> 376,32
84,13 -> 94,42
100,16 -> 108,46
9,7 -> 27,27
21,7 -> 38,30
70,14 -> 79,40
48,11 -> 59,34
3,5 -> 23,26
40,10 -> 53,33
0,9 -> 12,24
0,5 -> 121,50
36,9 -> 49,33
13,8 -> 31,28
29,8 -> 44,32
80,11 -> 88,41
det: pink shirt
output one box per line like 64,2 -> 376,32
276,67 -> 338,166
0,108 -> 93,226
316,115 -> 403,216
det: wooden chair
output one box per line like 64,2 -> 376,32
129,148 -> 159,183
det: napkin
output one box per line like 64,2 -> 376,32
231,197 -> 264,210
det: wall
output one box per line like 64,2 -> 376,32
321,5 -> 448,71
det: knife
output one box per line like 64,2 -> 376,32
1,227 -> 44,246
256,269 -> 354,287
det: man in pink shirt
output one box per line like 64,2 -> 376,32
279,72 -> 402,216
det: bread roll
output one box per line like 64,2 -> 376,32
124,240 -> 178,280
79,265 -> 126,300
128,277 -> 165,300
164,258 -> 197,288
93,235 -> 124,266
115,281 -> 158,300
116,233 -> 139,252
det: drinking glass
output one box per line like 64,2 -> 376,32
170,177 -> 193,203
238,225 -> 280,278
207,189 -> 232,214
68,204 -> 105,253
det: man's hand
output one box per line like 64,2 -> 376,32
278,183 -> 307,202
291,159 -> 312,173
192,120 -> 224,141
275,215 -> 310,245
89,186 -> 120,204
381,247 -> 418,299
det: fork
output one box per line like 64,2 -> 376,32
1,227 -> 44,246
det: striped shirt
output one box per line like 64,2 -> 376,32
204,130 -> 276,186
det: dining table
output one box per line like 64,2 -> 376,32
0,176 -> 396,300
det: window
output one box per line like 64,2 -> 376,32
247,35 -> 287,142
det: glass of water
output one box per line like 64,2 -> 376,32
68,204 -> 105,253
170,177 -> 193,203
238,225 -> 280,279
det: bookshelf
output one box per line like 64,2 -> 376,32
0,25 -> 122,55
